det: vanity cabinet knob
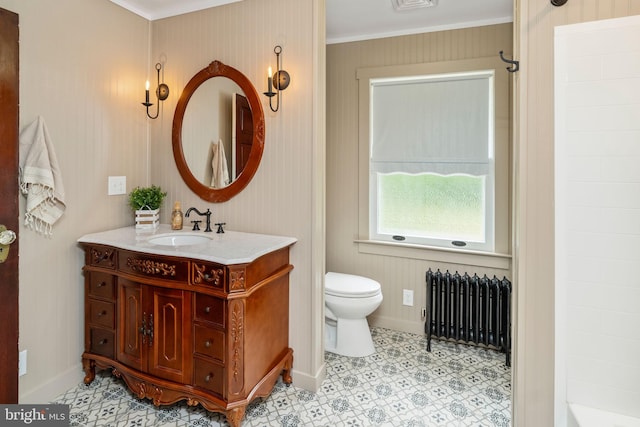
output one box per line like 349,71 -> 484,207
98,310 -> 107,317
205,373 -> 213,382
204,306 -> 211,314
98,339 -> 107,345
97,281 -> 106,287
205,340 -> 211,348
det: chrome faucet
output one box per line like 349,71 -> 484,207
185,207 -> 213,232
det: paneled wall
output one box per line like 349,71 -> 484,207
3,0 -> 325,402
149,0 -> 326,390
514,0 -> 640,425
326,24 -> 513,334
0,0 -> 150,402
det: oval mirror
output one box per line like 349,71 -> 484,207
172,60 -> 265,202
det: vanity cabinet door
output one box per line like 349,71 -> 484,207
117,280 -> 144,372
116,278 -> 192,383
147,286 -> 192,384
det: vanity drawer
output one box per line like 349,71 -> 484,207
86,245 -> 116,269
89,327 -> 114,358
194,295 -> 225,326
191,261 -> 225,290
194,325 -> 225,362
193,357 -> 224,395
88,272 -> 115,300
118,250 -> 189,283
89,299 -> 115,328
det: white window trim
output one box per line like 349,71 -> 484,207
356,57 -> 512,268
356,239 -> 511,270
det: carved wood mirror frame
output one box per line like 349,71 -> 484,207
172,60 -> 265,202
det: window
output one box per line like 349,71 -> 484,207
368,71 -> 495,252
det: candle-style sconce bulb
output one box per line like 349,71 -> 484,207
143,80 -> 151,106
266,66 -> 274,96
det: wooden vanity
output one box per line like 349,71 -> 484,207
79,226 -> 296,427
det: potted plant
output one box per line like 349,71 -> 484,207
128,185 -> 167,229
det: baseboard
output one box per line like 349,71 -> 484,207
290,362 -> 326,393
368,315 -> 425,335
19,363 -> 84,404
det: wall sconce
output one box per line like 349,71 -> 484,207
142,62 -> 169,119
263,45 -> 290,112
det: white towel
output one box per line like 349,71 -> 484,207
210,139 -> 230,188
19,116 -> 66,236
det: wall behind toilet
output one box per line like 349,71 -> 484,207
326,23 -> 513,334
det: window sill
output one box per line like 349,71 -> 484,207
355,240 -> 511,271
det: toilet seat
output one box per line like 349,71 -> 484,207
325,272 -> 381,298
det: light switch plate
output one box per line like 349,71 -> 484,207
402,289 -> 414,306
108,176 -> 126,195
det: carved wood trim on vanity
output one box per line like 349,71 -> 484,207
229,267 -> 246,291
126,257 -> 177,277
81,244 -> 293,427
229,299 -> 244,395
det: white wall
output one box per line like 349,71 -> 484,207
555,15 -> 640,423
0,0 -> 150,402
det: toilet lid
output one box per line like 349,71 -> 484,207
325,272 -> 381,298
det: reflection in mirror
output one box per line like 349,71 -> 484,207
182,77 -> 252,188
172,60 -> 265,203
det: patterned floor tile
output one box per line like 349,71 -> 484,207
53,327 -> 511,426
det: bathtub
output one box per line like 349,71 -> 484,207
568,404 -> 640,427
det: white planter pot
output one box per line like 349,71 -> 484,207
135,208 -> 159,229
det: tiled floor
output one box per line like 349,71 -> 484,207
54,327 -> 511,426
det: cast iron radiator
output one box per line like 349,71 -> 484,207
425,269 -> 512,366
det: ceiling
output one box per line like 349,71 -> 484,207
110,0 -> 513,44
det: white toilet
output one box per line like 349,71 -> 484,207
324,272 -> 383,357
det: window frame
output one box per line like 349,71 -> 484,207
368,70 -> 496,252
356,57 -> 511,264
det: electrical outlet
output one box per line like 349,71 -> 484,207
402,289 -> 414,306
19,350 -> 27,376
108,176 -> 126,195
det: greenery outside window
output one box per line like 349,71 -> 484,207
376,172 -> 488,244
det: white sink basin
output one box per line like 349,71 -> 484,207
147,233 -> 212,247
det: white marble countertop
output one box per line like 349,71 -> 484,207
77,225 -> 297,265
